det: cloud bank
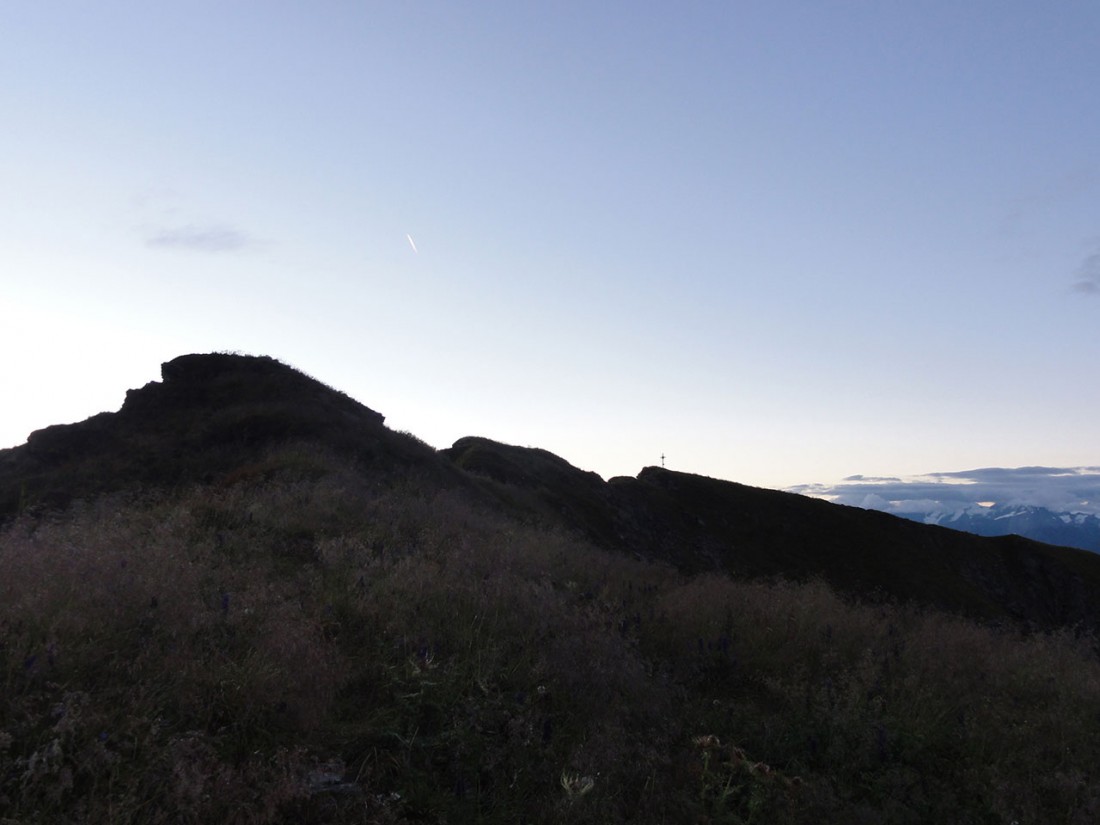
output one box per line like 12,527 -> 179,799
789,466 -> 1100,516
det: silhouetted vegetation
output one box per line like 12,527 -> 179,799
3,354 -> 1100,822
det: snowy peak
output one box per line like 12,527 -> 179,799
916,504 -> 1100,553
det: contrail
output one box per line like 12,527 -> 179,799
406,233 -> 418,254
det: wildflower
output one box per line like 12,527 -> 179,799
692,734 -> 721,750
875,723 -> 888,762
560,771 -> 595,798
407,643 -> 437,674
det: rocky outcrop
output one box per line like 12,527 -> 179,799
1,353 -> 407,517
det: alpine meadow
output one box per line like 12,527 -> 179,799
3,353 -> 1100,824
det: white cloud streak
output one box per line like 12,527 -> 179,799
790,466 -> 1100,516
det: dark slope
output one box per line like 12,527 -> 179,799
443,436 -> 620,540
0,353 -> 456,516
5,352 -> 1100,631
443,437 -> 1100,629
612,466 -> 1100,627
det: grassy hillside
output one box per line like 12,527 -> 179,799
444,436 -> 1100,630
4,353 -> 1100,822
3,443 -> 1100,823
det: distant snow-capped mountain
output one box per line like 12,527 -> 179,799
904,504 -> 1100,553
790,466 -> 1100,554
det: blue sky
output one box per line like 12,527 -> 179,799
3,2 -> 1099,490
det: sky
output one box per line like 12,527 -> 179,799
3,2 -> 1099,492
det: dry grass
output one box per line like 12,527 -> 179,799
3,444 -> 1100,823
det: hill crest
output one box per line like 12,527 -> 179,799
5,352 -> 1100,631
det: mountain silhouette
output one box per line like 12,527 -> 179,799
5,351 -> 1100,631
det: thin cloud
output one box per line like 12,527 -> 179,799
145,224 -> 253,253
1072,250 -> 1100,294
999,168 -> 1097,240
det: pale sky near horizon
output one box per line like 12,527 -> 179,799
3,2 -> 1099,491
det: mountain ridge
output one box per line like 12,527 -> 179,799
5,352 -> 1100,632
